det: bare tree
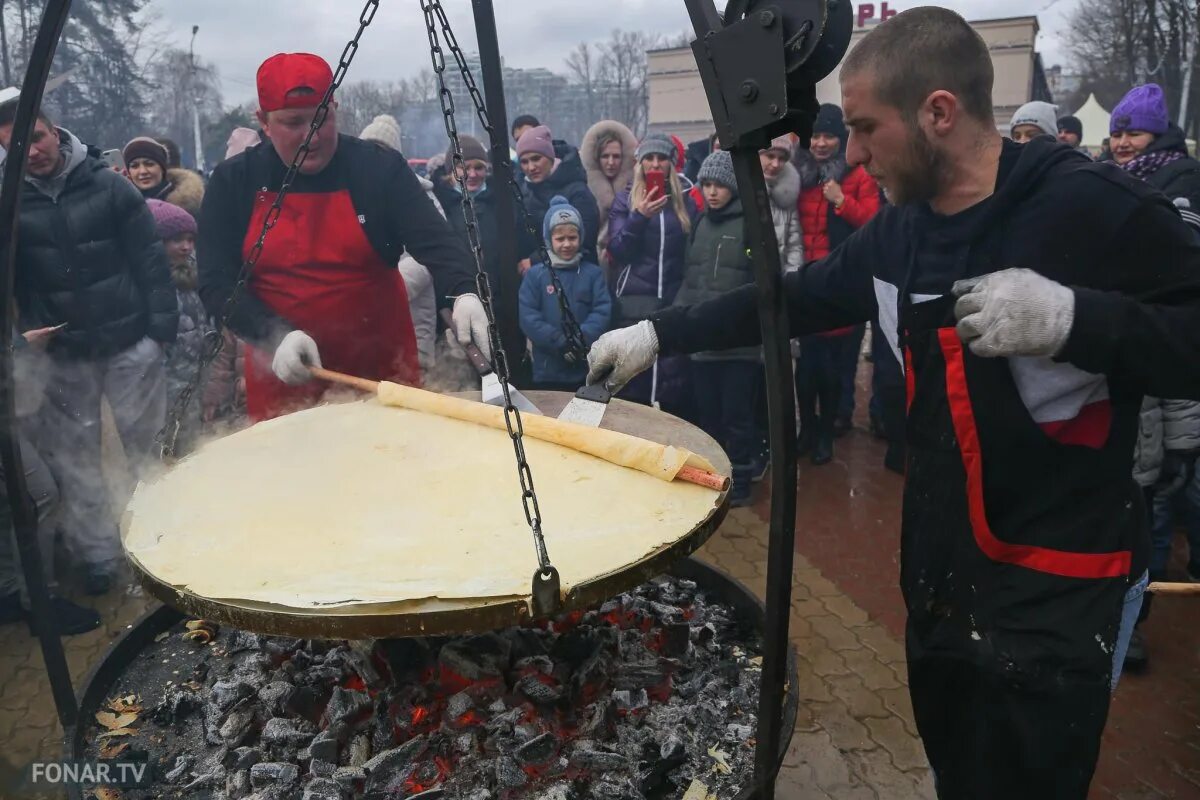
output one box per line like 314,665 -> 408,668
565,42 -> 599,124
597,29 -> 660,136
143,48 -> 224,166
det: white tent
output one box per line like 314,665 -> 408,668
1071,93 -> 1111,149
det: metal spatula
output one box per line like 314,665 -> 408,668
557,381 -> 612,428
441,310 -> 541,415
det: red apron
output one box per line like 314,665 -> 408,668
242,189 -> 420,421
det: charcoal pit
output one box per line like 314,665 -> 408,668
69,559 -> 796,800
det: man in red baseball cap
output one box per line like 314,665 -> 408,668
198,52 -> 491,420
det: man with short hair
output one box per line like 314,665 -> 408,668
199,52 -> 489,421
0,104 -> 177,596
511,114 -> 540,145
1058,114 -> 1085,148
585,8 -> 1200,796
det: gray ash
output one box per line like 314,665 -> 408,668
83,576 -> 762,799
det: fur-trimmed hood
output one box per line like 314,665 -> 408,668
164,167 -> 205,217
580,119 -> 639,216
766,161 -> 801,210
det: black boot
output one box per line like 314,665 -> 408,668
796,428 -> 816,456
812,419 -> 834,466
29,597 -> 102,636
84,564 -> 115,596
728,465 -> 754,508
884,441 -> 906,475
833,415 -> 853,438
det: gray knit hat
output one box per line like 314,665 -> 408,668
635,132 -> 675,162
544,195 -> 584,241
1009,101 -> 1058,139
697,150 -> 737,192
447,134 -> 489,165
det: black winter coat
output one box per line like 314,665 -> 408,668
433,178 -> 505,298
15,144 -> 176,359
516,139 -> 600,264
1140,124 -> 1200,230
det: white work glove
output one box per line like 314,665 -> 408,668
272,330 -> 322,385
585,320 -> 659,392
452,293 -> 492,361
952,268 -> 1075,358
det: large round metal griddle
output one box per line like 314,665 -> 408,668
131,391 -> 730,639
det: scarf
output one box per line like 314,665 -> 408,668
171,256 -> 198,291
795,150 -> 848,190
549,250 -> 582,269
1121,148 -> 1185,180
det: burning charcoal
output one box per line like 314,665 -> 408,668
309,729 -> 340,764
508,627 -> 550,660
515,731 -> 559,767
211,679 -> 256,711
516,673 -> 563,705
164,754 -> 192,782
615,662 -> 667,691
362,735 -> 427,791
659,732 -> 686,762
533,783 -> 575,800
332,765 -> 365,788
184,767 -> 226,792
408,790 -> 446,800
310,760 -> 336,778
347,644 -> 385,692
570,649 -> 611,701
226,769 -> 252,799
225,630 -> 265,655
569,743 -> 625,772
324,686 -> 370,725
223,746 -> 264,771
659,624 -> 691,658
285,685 -> 324,723
439,633 -> 511,682
483,706 -> 523,738
494,755 -> 527,790
302,777 -> 344,800
347,733 -> 371,767
262,716 -> 317,748
639,734 -> 686,794
445,691 -> 474,721
249,761 -> 299,788
647,600 -> 686,624
371,716 -> 397,753
453,732 -> 478,757
219,698 -> 256,747
577,698 -> 617,740
154,685 -> 202,726
257,681 -> 295,715
589,775 -> 641,799
515,654 -> 554,676
612,689 -> 649,715
725,723 -> 752,742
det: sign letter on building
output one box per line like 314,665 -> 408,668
857,2 -> 898,27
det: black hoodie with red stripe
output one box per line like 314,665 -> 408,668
652,137 -> 1200,680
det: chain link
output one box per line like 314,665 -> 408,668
420,0 -> 558,576
423,1 -> 589,361
157,0 -> 381,460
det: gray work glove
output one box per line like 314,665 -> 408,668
952,268 -> 1075,358
272,330 -> 322,385
585,320 -> 659,392
451,294 -> 492,361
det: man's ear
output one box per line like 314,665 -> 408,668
255,108 -> 269,130
924,90 -> 959,138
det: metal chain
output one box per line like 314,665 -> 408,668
424,0 -> 589,361
420,0 -> 557,581
157,0 -> 381,460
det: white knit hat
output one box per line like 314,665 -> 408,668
359,114 -> 402,151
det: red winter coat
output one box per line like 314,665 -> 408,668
797,164 -> 880,335
797,163 -> 880,262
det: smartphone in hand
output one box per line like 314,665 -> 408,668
101,149 -> 125,172
645,170 -> 667,199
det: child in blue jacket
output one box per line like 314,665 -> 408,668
519,196 -> 612,390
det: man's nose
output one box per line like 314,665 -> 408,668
845,132 -> 866,167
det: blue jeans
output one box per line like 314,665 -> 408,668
1150,466 -> 1200,575
1111,570 -> 1148,691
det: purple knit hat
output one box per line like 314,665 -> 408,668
1111,84 -> 1169,135
147,199 -> 197,240
516,125 -> 556,161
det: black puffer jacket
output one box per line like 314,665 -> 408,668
517,139 -> 600,263
1141,124 -> 1200,229
15,129 -> 176,359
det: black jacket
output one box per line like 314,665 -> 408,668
433,177 -> 502,298
198,135 -> 477,349
516,139 -> 600,264
14,132 -> 176,359
654,138 -> 1200,673
684,137 -> 714,184
1140,124 -> 1200,229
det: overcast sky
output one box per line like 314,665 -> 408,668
149,0 -> 1080,106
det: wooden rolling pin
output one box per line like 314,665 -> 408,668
1148,582 -> 1200,596
310,367 -> 731,492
